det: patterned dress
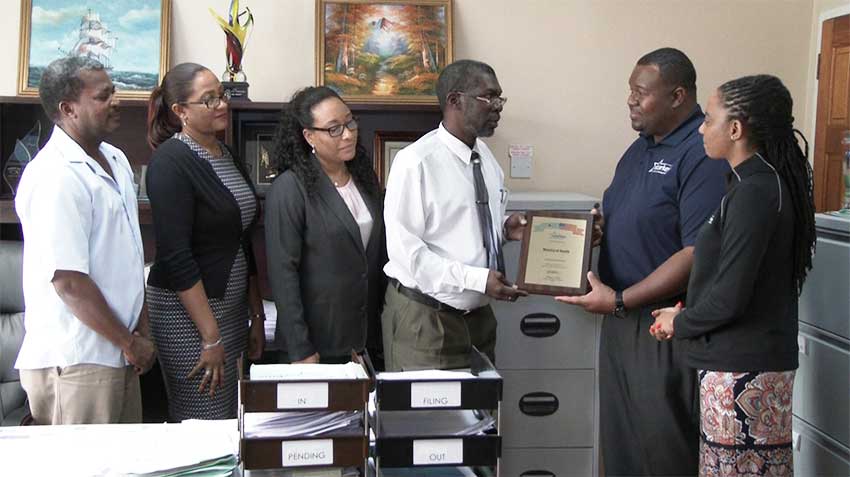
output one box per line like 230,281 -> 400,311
147,133 -> 257,421
698,370 -> 796,477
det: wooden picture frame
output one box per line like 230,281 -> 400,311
373,130 -> 420,186
236,120 -> 279,196
17,0 -> 171,99
516,211 -> 594,296
316,0 -> 453,104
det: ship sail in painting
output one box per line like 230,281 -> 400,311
23,0 -> 165,95
68,10 -> 117,69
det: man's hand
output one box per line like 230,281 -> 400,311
554,271 -> 616,314
591,205 -> 604,248
124,332 -> 156,375
294,352 -> 320,364
485,270 -> 528,302
504,213 -> 528,241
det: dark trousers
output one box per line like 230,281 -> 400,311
381,285 -> 497,371
599,300 -> 700,477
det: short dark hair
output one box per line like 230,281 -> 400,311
39,56 -> 105,122
637,47 -> 697,94
436,60 -> 497,110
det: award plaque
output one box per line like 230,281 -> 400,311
516,211 -> 594,296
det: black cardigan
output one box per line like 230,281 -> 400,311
146,138 -> 259,298
675,155 -> 798,372
264,167 -> 387,362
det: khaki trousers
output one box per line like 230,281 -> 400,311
20,364 -> 142,425
381,285 -> 497,371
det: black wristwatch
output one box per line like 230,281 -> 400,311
613,290 -> 626,318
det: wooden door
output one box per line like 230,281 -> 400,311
813,14 -> 850,212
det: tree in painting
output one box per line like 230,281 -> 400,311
323,2 -> 449,98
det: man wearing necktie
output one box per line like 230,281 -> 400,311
382,60 -> 528,371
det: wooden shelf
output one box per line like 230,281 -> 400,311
0,95 -> 150,108
0,199 -> 18,224
1,199 -> 152,225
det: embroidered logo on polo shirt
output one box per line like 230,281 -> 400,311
648,159 -> 672,175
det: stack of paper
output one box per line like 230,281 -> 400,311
376,369 -> 476,381
376,409 -> 496,437
0,419 -> 239,476
368,462 -> 477,477
250,362 -> 368,381
243,411 -> 363,438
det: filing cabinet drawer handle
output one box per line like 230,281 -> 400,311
521,471 -> 555,477
519,392 -> 559,416
520,313 -> 561,337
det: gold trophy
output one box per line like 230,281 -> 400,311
210,0 -> 254,100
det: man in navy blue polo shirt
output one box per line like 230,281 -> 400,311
558,48 -> 727,476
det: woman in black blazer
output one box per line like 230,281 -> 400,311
145,63 -> 264,420
265,86 -> 386,365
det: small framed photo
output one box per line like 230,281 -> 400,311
373,130 -> 421,187
316,0 -> 453,104
243,131 -> 278,194
17,0 -> 171,99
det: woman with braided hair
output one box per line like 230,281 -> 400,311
650,74 -> 815,476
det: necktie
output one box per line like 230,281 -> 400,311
471,151 -> 505,275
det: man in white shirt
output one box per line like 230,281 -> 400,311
14,56 -> 156,425
382,60 -> 527,371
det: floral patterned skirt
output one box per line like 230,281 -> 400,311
698,370 -> 796,477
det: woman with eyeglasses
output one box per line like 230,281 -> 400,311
265,86 -> 386,365
145,62 -> 265,420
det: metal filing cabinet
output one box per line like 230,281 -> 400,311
793,213 -> 850,475
492,192 -> 600,476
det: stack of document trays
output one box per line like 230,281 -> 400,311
369,348 -> 502,476
238,353 -> 373,476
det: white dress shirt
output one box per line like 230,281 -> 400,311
14,126 -> 145,370
384,123 -> 508,311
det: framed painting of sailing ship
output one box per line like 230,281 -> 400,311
17,0 -> 171,99
316,0 -> 453,104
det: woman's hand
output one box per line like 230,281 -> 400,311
188,339 -> 226,397
248,319 -> 266,361
650,302 -> 683,341
294,352 -> 320,364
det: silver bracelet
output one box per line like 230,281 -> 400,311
202,337 -> 223,350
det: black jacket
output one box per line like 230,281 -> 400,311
146,138 -> 259,298
676,154 -> 798,372
264,166 -> 387,362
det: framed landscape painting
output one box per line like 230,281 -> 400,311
17,0 -> 171,99
316,0 -> 453,104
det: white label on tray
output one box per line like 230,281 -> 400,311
410,381 -> 461,408
413,438 -> 463,465
277,382 -> 329,409
281,439 -> 334,467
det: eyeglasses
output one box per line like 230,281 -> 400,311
181,90 -> 231,110
308,117 -> 359,138
457,92 -> 508,109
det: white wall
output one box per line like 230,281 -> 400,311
0,0 -> 818,198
